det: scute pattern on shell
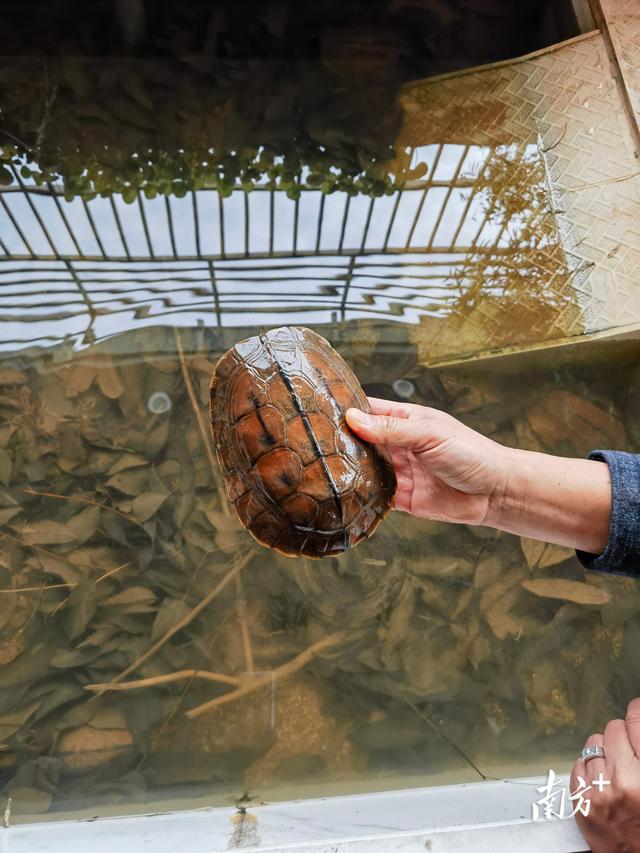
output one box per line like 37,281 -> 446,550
210,326 -> 396,558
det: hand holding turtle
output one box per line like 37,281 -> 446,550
346,397 -> 612,556
346,397 -> 506,526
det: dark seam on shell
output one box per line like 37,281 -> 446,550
259,331 -> 348,552
307,346 -> 373,532
253,398 -> 276,446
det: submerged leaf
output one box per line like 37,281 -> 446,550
108,453 -> 148,475
22,520 -> 76,546
0,369 -> 28,385
32,683 -> 87,721
522,579 -> 611,606
0,644 -> 55,690
33,553 -> 84,585
0,448 -> 12,486
485,586 -> 522,640
51,647 -> 106,668
0,424 -> 17,447
0,701 -> 40,741
65,364 -> 97,396
65,506 -> 101,545
150,597 -> 192,643
96,363 -> 125,399
102,587 -> 157,607
0,506 -> 22,526
127,491 -> 168,523
64,580 -> 98,639
106,468 -> 149,495
520,537 -> 573,569
538,543 -> 575,569
519,537 -> 545,568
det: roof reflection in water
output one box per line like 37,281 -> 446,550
0,141 -> 558,351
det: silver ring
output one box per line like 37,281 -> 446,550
581,745 -> 605,763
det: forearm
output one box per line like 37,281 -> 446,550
487,447 -> 612,555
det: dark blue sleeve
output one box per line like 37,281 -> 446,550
576,450 -> 640,578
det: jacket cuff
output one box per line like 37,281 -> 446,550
576,450 -> 640,578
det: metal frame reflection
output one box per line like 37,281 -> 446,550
0,144 -> 543,349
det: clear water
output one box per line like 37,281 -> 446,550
5,0 -> 634,826
2,329 -> 639,821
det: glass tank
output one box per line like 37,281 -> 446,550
5,0 -> 639,827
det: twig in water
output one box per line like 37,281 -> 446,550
0,562 -> 131,594
85,668 -> 241,692
95,561 -> 131,584
235,573 -> 254,672
0,582 -> 73,594
174,332 -> 258,683
141,608 -> 235,762
174,328 -> 229,515
92,552 -> 252,697
21,487 -> 147,531
186,631 -> 346,718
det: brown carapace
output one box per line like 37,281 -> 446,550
210,326 -> 396,558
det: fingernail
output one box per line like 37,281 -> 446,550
347,408 -> 372,426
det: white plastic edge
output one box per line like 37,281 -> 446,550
1,775 -> 589,853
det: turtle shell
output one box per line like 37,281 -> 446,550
210,326 -> 396,558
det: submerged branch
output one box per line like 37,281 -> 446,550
92,551 -> 252,697
235,573 -> 254,672
173,328 -> 229,515
0,562 -> 131,594
21,487 -> 147,531
85,668 -> 240,692
186,630 -> 347,719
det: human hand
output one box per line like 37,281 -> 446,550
346,396 -> 611,553
345,397 -> 509,526
570,698 -> 640,852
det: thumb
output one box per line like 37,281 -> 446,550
346,407 -> 434,450
626,697 -> 640,756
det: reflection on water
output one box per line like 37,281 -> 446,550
1,326 -> 639,821
0,0 -> 583,357
0,141 -> 577,356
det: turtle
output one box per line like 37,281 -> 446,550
210,326 -> 396,558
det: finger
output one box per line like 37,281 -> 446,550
366,397 -> 428,420
383,447 -> 415,513
581,733 -> 606,783
385,447 -> 452,520
372,444 -> 413,486
604,718 -> 635,778
570,758 -> 582,800
346,408 -> 442,451
570,761 -> 593,821
625,698 -> 640,757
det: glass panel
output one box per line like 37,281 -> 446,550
4,0 -> 625,828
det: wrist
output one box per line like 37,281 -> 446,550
484,446 -> 612,555
484,445 -> 524,532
